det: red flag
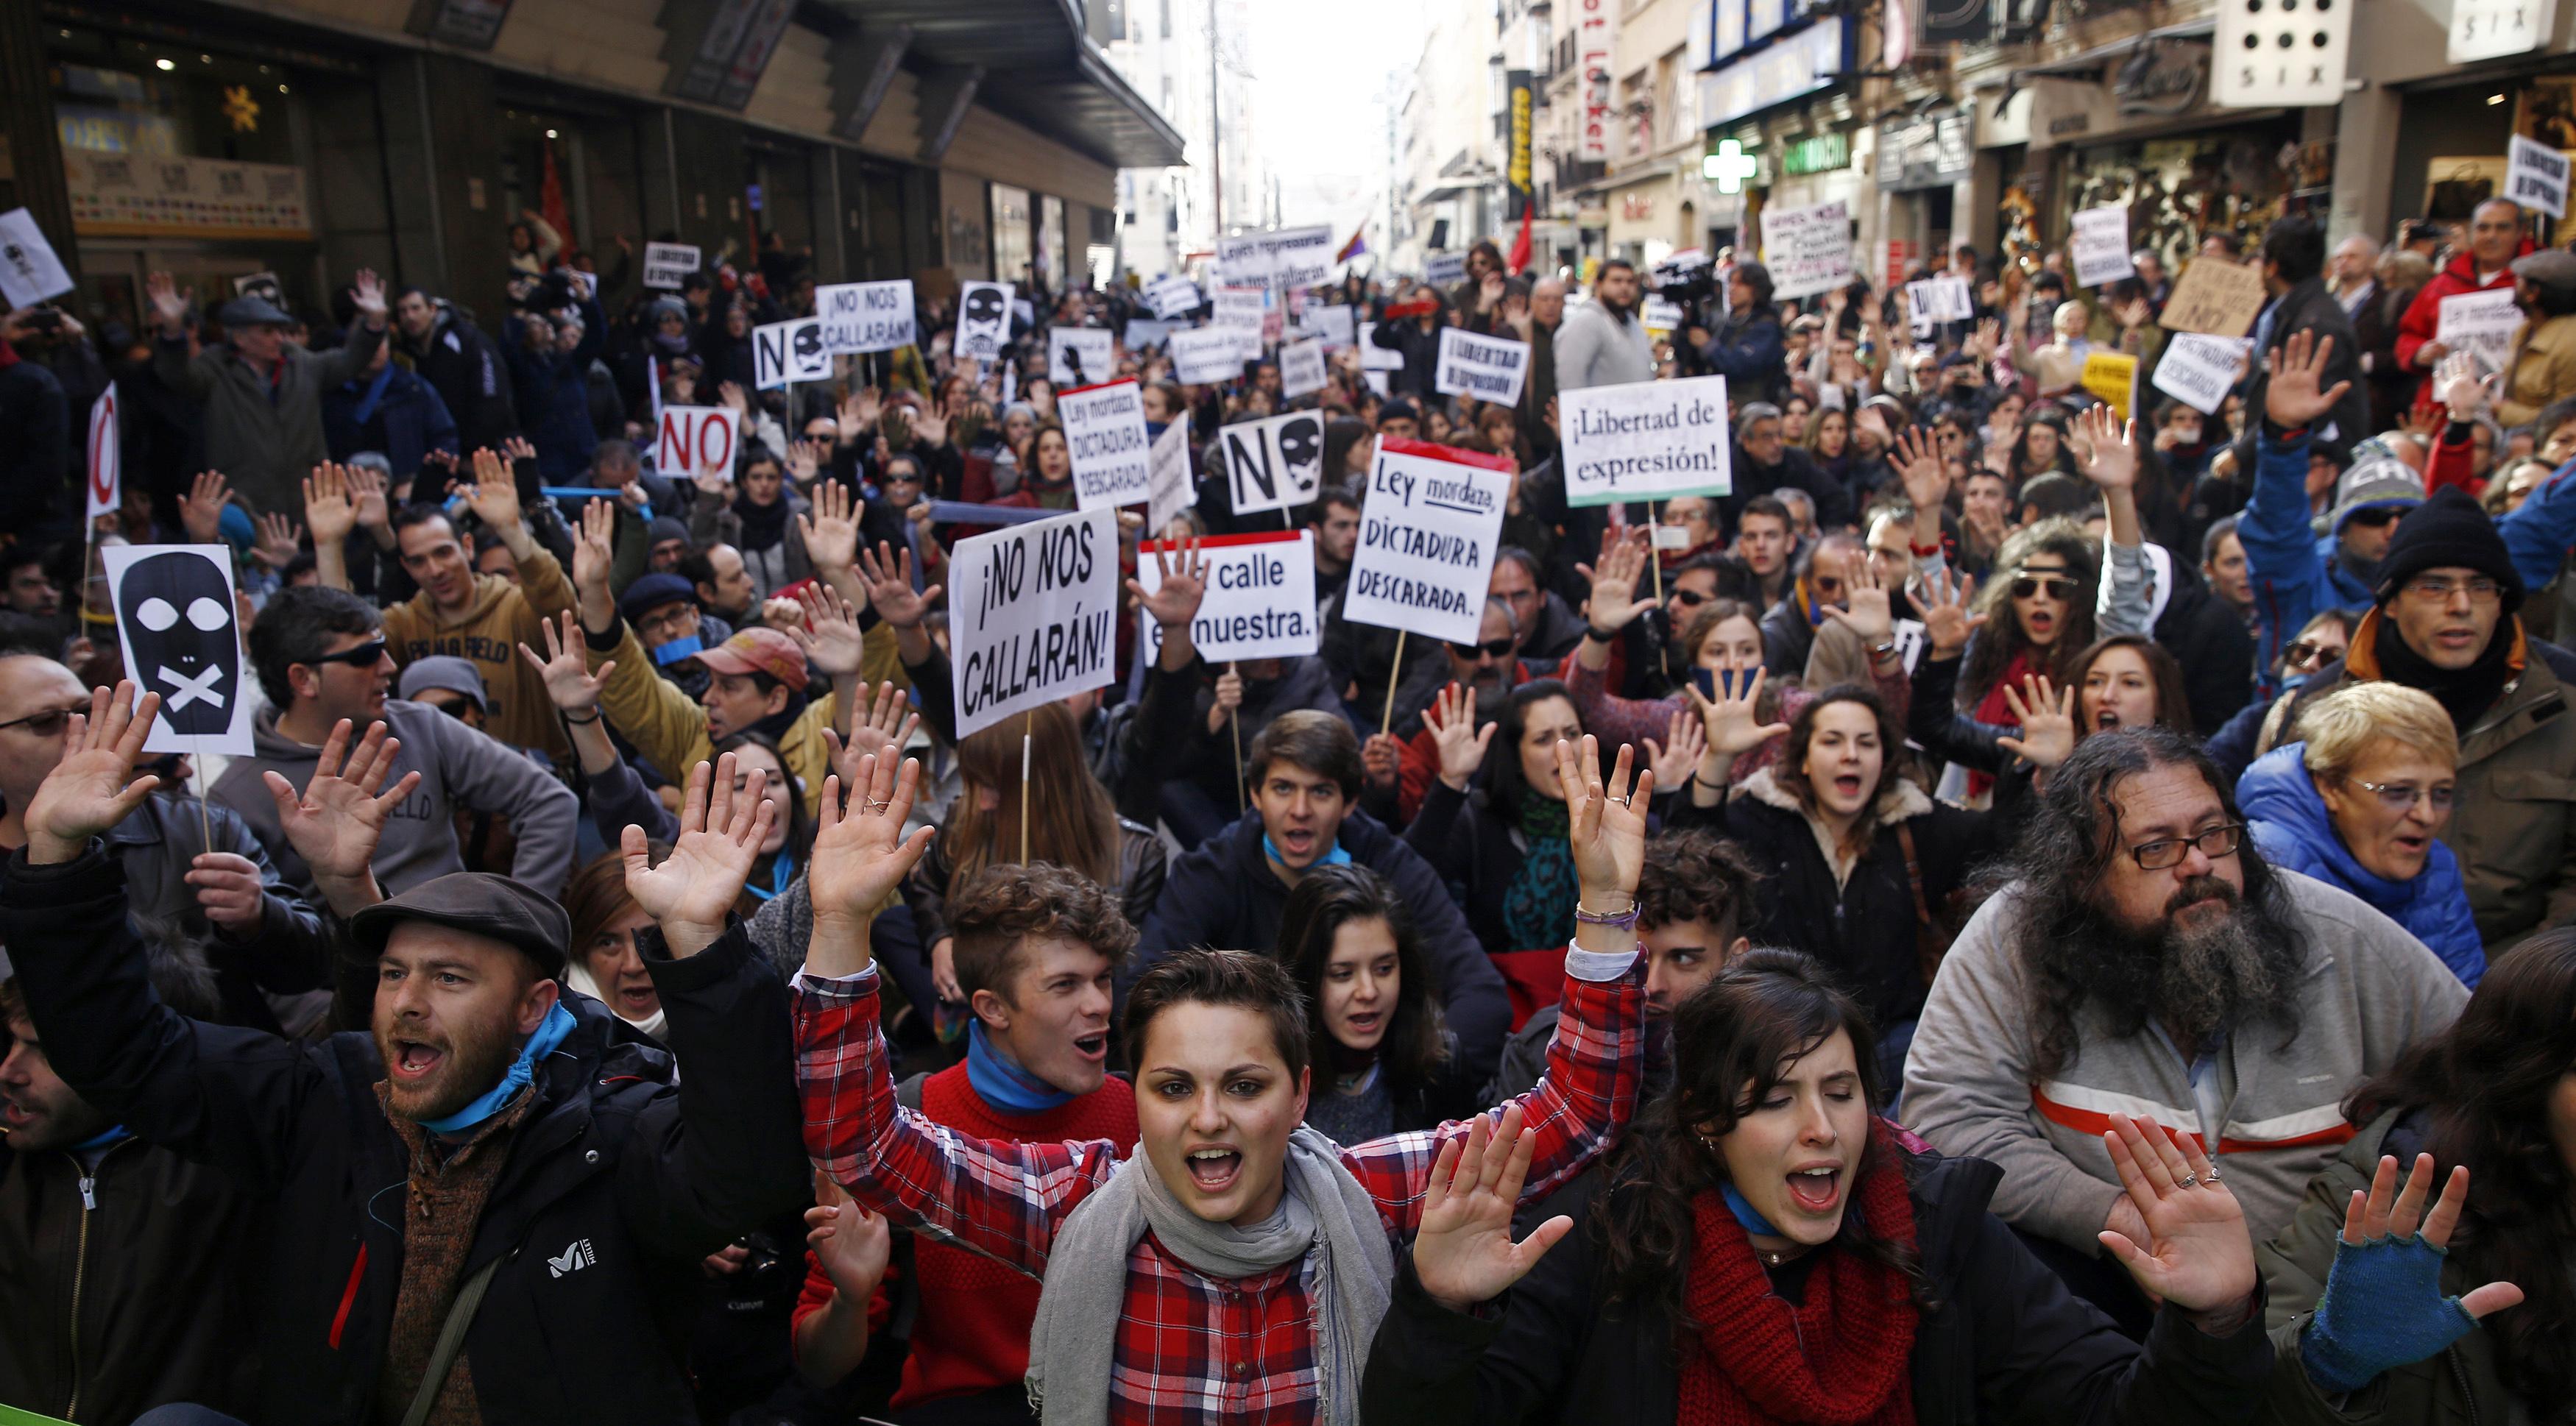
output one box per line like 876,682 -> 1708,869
1506,205 -> 1535,276
539,139 -> 575,255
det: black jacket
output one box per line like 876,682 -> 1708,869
2152,563 -> 2258,735
396,308 -> 520,457
2232,276 -> 2373,469
1369,318 -> 1446,401
0,848 -> 811,1426
103,790 -> 333,1032
1359,1148 -> 2274,1426
1719,443 -> 1853,536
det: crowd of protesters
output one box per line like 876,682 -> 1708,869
1,193 -> 2575,1426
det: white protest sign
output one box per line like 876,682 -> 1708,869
1908,276 -> 1974,322
1146,274 -> 1203,319
1218,410 -> 1331,516
1147,415 -> 1195,534
642,242 -> 700,289
949,507 -> 1119,739
1297,305 -> 1357,349
0,208 -> 74,308
654,405 -> 740,483
2508,134 -> 2569,220
104,544 -> 255,756
1279,338 -> 1328,400
1434,328 -> 1532,404
1124,319 -> 1176,350
956,280 -> 1013,362
1058,379 -> 1155,510
1357,322 -> 1406,372
1048,327 -> 1115,387
2438,288 -> 2523,376
1137,531 -> 1320,664
1214,285 -> 1267,359
87,384 -> 120,521
2150,333 -> 2252,416
1344,441 -> 1511,645
753,317 -> 830,391
1642,297 -> 1685,333
1759,199 -> 1855,301
1426,253 -> 1468,288
2070,207 -> 2136,289
815,280 -> 916,355
1559,375 -> 1733,508
1170,325 -> 1248,385
1217,226 -> 1334,288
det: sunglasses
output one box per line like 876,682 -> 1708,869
419,695 -> 479,721
0,705 -> 85,736
2343,506 -> 2405,528
1671,588 -> 1713,608
2010,574 -> 2079,600
1448,636 -> 1516,659
2282,639 -> 2341,670
301,638 -> 389,669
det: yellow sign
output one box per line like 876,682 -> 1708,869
2082,351 -> 2138,419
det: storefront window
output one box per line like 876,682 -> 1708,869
2059,121 -> 2313,273
991,182 -> 1033,286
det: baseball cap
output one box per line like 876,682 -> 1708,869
351,872 -> 571,978
694,626 -> 809,690
397,656 -> 489,713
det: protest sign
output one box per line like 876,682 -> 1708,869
1124,319 -> 1176,350
2151,334 -> 2252,416
1136,531 -> 1320,664
1425,253 -> 1467,288
2082,351 -> 2138,419
949,507 -> 1119,739
752,317 -> 830,391
955,280 -> 1012,361
2070,207 -> 2135,288
1357,322 -> 1406,372
654,405 -> 740,484
1170,325 -> 1248,385
1219,410 -> 1331,517
1214,285 -> 1267,359
815,280 -> 915,355
86,385 -> 119,521
2158,255 -> 2266,337
0,208 -> 74,308
1048,327 -> 1115,387
1560,375 -> 1732,507
105,544 -> 255,756
2508,133 -> 2569,219
233,272 -> 285,306
1058,379 -> 1154,510
642,242 -> 700,289
1146,274 -> 1203,319
1147,416 -> 1195,533
1279,338 -> 1328,400
1297,305 -> 1358,350
1907,276 -> 1974,322
1642,297 -> 1685,333
1343,439 -> 1512,646
1217,226 -> 1334,288
1760,199 -> 1854,300
2438,288 -> 2523,375
1434,328 -> 1532,403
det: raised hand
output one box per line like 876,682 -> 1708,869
805,748 -> 938,946
1422,681 -> 1498,792
21,683 -> 164,864
1560,732 -> 1652,901
259,719 -> 422,903
2075,405 -> 2139,491
718,380 -> 750,415
784,438 -> 823,486
251,511 -> 304,570
1576,527 -> 1653,634
2095,1113 -> 2257,1314
797,478 -> 860,575
180,472 -> 231,546
1643,705 -> 1707,794
1125,536 -> 1209,631
1821,550 -> 1892,645
623,754 -> 776,957
838,683 -> 922,762
1892,425 -> 1947,514
2435,352 -> 2492,422
461,449 -> 524,530
145,272 -> 193,334
788,581 -> 867,677
1995,674 -> 2076,769
1920,567 -> 1986,658
304,463 -> 358,546
350,269 -> 388,324
857,541 -> 941,630
2265,329 -> 2352,430
518,609 -> 615,712
838,389 -> 881,443
347,462 -> 392,531
2299,1153 -> 2523,1392
1410,1105 -> 1574,1313
1687,659 -> 1791,759
572,498 -> 618,599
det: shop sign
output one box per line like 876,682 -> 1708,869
1579,0 -> 1618,162
2451,0 -> 2558,63
61,150 -> 312,239
1622,191 -> 1658,221
1781,132 -> 1850,176
1876,109 -> 1972,189
2112,39 -> 2209,120
1698,18 -> 1853,128
2027,78 -> 2115,151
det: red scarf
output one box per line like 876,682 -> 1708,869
1678,1131 -> 1921,1426
1964,649 -> 2034,799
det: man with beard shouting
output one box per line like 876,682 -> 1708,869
1900,726 -> 2464,1333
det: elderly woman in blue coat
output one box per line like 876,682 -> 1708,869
2236,680 -> 2484,985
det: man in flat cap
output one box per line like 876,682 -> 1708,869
0,684 -> 809,1425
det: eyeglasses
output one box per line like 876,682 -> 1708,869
2010,574 -> 2080,600
2282,639 -> 2343,672
1449,636 -> 1516,659
1671,588 -> 1713,608
2402,575 -> 2503,605
2343,506 -> 2405,528
2126,823 -> 2246,870
419,695 -> 478,722
0,705 -> 84,736
2343,778 -> 2455,814
300,638 -> 389,669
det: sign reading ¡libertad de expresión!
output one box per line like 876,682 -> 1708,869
1559,375 -> 1733,506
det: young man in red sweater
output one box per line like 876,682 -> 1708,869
791,860 -> 1139,1422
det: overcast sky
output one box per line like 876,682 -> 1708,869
1242,0 -> 1425,229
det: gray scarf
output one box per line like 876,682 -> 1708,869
1025,1125 -> 1393,1426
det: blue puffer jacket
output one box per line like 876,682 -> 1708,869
2237,743 -> 2485,986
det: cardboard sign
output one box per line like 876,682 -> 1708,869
949,506 -> 1119,739
2438,288 -> 2523,375
1218,226 -> 1334,288
2070,206 -> 2135,289
0,208 -> 74,308
1425,253 -> 1467,288
1058,379 -> 1154,510
1123,319 -> 1176,350
2508,133 -> 2569,219
1279,338 -> 1328,400
2151,334 -> 2252,416
2159,255 -> 2267,337
1357,322 -> 1406,372
86,384 -> 119,521
1760,199 -> 1854,300
2081,351 -> 2138,420
1560,375 -> 1733,507
1907,276 -> 1974,322
1297,304 -> 1358,349
1047,327 -> 1115,387
1434,328 -> 1532,404
1147,415 -> 1195,534
1170,325 -> 1248,385
655,405 -> 740,483
1214,285 -> 1267,359
643,242 -> 700,289
956,280 -> 1013,362
1218,410 -> 1331,516
1136,530 -> 1320,664
1146,274 -> 1203,319
815,280 -> 916,354
1641,297 -> 1685,333
104,544 -> 255,756
1342,440 -> 1512,645
752,317 -> 830,391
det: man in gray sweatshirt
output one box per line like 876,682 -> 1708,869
1902,726 -> 2462,1323
210,585 -> 578,900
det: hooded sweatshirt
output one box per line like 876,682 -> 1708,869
2237,744 -> 2485,986
209,698 -> 580,900
381,547 -> 577,759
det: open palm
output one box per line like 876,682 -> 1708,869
1560,734 -> 1651,895
2096,1113 -> 2257,1312
21,684 -> 165,861
1411,1105 -> 1574,1311
857,541 -> 941,628
261,719 -> 421,885
796,479 -> 861,574
1128,538 -> 1209,628
1689,661 -> 1790,759
807,744 -> 937,930
518,610 -> 615,711
625,753 -> 774,945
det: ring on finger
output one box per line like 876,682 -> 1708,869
2177,1172 -> 2201,1188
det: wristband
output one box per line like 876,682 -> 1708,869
562,708 -> 602,726
1694,772 -> 1728,791
1911,541 -> 1942,558
1573,895 -> 1640,930
1585,624 -> 1622,643
1869,641 -> 1898,660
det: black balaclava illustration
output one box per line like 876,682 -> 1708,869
121,551 -> 239,737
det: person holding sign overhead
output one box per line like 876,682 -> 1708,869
2396,199 -> 2532,405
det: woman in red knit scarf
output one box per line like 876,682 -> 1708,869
1359,948 -> 2278,1426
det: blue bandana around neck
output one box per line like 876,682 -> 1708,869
418,1001 -> 577,1137
1722,1180 -> 1783,1238
745,851 -> 796,902
966,1019 -> 1076,1113
74,1124 -> 133,1152
651,634 -> 705,667
1263,834 -> 1354,870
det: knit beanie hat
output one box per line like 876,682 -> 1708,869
2373,486 -> 2524,611
2329,453 -> 2424,534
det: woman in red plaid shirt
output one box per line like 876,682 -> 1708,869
791,734 -> 1656,1425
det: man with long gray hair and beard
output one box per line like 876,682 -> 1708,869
1900,726 -> 2466,1333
